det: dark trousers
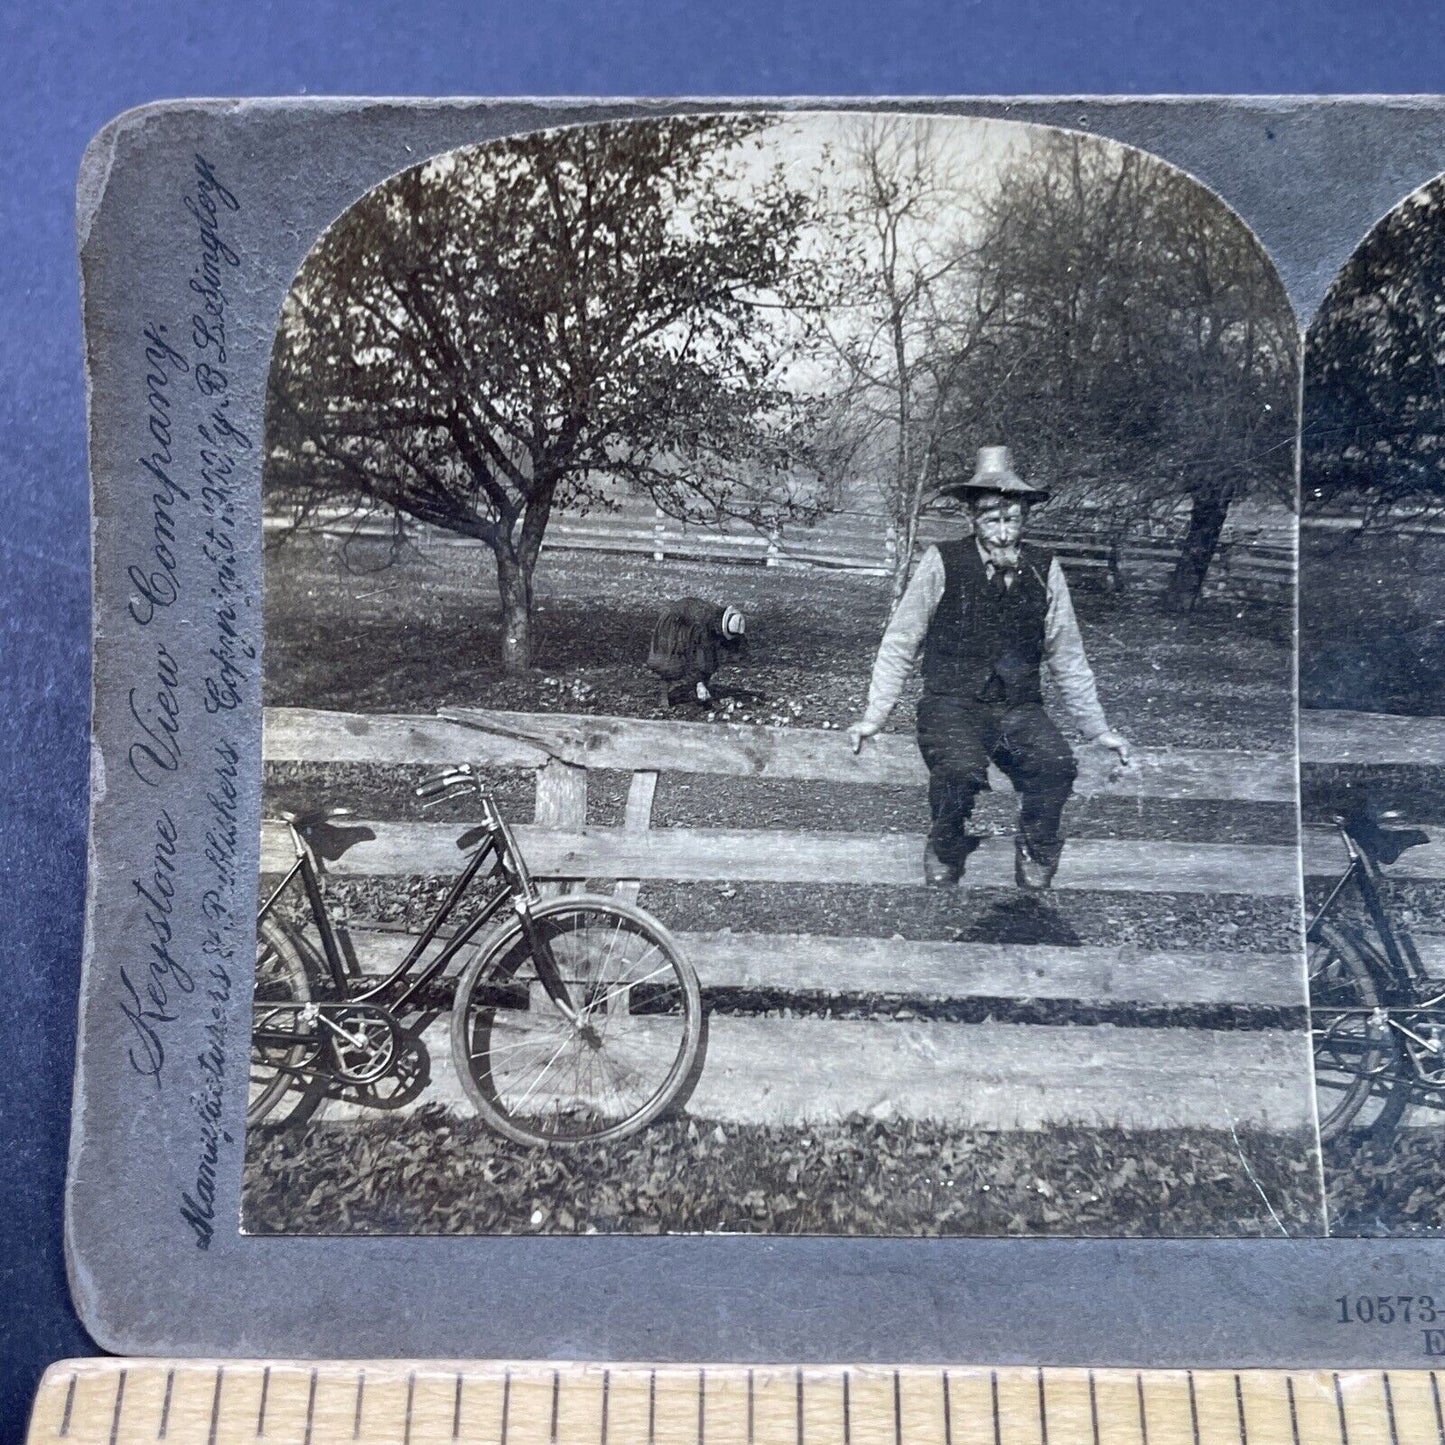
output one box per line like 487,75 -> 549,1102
916,696 -> 1078,869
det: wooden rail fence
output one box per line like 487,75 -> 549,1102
266,501 -> 1293,597
262,706 -> 1314,1131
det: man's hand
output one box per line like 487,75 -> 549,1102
1093,729 -> 1132,766
848,720 -> 881,754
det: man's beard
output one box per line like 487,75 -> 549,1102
980,540 -> 1021,571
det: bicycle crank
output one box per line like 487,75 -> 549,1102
318,1002 -> 403,1085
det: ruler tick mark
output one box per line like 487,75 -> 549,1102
601,1370 -> 610,1445
1037,1368 -> 1049,1445
941,1370 -> 952,1445
501,1370 -> 511,1445
1233,1373 -> 1247,1445
257,1367 -> 271,1439
1382,1372 -> 1400,1445
1087,1370 -> 1099,1445
1286,1377 -> 1300,1445
747,1369 -> 755,1445
842,1370 -> 850,1445
452,1374 -> 462,1442
353,1370 -> 366,1441
1334,1372 -> 1350,1445
649,1369 -> 657,1445
159,1368 -> 175,1441
796,1368 -> 804,1445
895,1371 -> 903,1445
108,1368 -> 127,1445
405,1372 -> 416,1445
1431,1373 -> 1444,1445
59,1374 -> 76,1438
208,1367 -> 224,1445
1137,1373 -> 1150,1445
698,1367 -> 706,1445
991,1370 -> 1001,1445
1186,1371 -> 1200,1445
303,1369 -> 317,1445
550,1370 -> 559,1445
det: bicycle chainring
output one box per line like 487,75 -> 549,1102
1392,1007 -> 1445,1087
323,1003 -> 402,1085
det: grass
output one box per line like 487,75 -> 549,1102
243,1111 -> 1324,1238
1301,527 -> 1445,714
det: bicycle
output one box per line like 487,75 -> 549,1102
1308,806 -> 1440,1139
251,766 -> 704,1146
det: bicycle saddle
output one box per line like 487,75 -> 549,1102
1345,808 -> 1430,865
276,806 -> 376,862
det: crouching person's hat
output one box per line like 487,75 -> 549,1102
721,605 -> 746,638
941,446 -> 1050,506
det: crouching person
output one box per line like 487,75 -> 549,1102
647,598 -> 747,707
848,447 -> 1130,890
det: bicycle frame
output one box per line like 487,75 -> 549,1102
259,814 -> 522,1014
1310,821 -> 1436,1005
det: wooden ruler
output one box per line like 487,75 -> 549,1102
25,1359 -> 1445,1445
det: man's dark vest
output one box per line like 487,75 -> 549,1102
921,539 -> 1053,704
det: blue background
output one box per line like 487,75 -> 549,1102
4,1 -> 1445,1438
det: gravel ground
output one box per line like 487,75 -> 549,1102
265,537 -> 1293,750
242,1112 -> 1324,1238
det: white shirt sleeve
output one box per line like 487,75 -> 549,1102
1043,557 -> 1110,740
860,547 -> 945,729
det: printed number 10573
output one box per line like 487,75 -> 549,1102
1336,1295 -> 1437,1325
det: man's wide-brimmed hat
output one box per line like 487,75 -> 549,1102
941,446 -> 1050,506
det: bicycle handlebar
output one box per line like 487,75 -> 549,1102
415,765 -> 476,800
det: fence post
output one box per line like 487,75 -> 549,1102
614,770 -> 659,905
766,524 -> 782,567
653,507 -> 666,562
534,757 -> 588,897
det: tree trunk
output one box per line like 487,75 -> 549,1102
1161,493 -> 1230,613
495,552 -> 534,673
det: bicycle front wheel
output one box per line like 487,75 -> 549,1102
1308,923 -> 1405,1140
450,896 -> 703,1146
249,915 -> 314,1127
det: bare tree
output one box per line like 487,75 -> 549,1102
819,118 -> 987,603
265,116 -> 828,671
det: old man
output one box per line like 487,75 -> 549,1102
848,447 -> 1130,890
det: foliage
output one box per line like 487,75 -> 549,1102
244,1112 -> 1323,1237
816,128 -> 1297,610
942,133 -> 1298,608
1305,176 -> 1445,523
1323,1127 -> 1445,1236
266,116 -> 830,669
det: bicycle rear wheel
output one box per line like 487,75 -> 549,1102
249,915 -> 314,1127
450,896 -> 703,1146
1308,923 -> 1406,1140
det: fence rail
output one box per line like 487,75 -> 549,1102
265,502 -> 1293,596
262,704 -> 1312,1130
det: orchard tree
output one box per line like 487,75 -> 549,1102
265,116 -> 827,671
943,132 -> 1297,610
1305,176 -> 1445,523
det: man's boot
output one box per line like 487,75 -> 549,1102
1014,836 -> 1059,892
923,841 -> 961,887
